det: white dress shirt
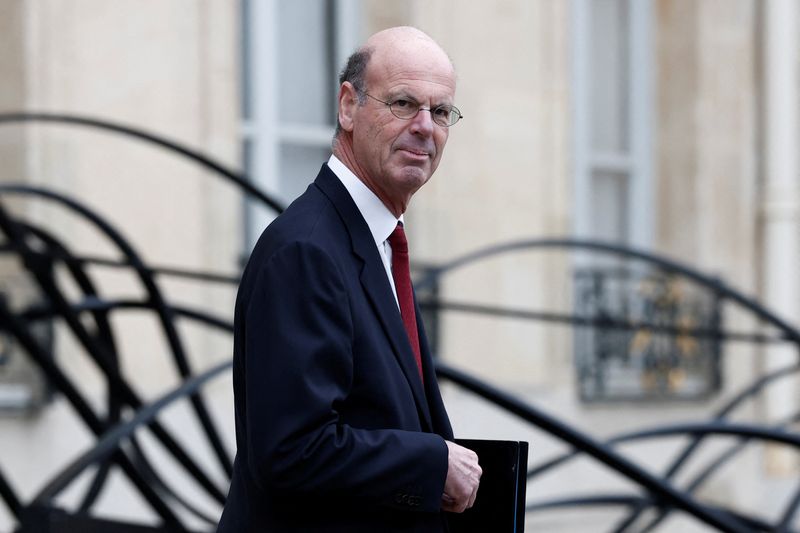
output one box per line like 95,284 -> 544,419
327,154 -> 402,308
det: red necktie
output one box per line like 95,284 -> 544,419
388,223 -> 423,381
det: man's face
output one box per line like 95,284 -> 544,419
346,43 -> 456,214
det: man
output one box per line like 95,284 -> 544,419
217,26 -> 481,532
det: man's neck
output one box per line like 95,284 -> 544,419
332,137 -> 407,217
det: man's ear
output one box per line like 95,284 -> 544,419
337,81 -> 357,133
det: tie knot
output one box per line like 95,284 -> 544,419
388,223 -> 408,254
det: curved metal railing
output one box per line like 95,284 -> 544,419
417,239 -> 800,532
0,113 -> 798,532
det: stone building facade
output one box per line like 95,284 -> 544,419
0,1 -> 797,530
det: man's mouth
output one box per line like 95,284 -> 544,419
398,148 -> 430,159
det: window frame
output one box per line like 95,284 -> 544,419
240,0 -> 361,249
572,0 -> 655,254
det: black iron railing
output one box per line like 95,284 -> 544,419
0,113 -> 798,532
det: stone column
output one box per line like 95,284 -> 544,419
763,0 -> 800,474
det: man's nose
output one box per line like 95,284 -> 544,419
409,108 -> 435,135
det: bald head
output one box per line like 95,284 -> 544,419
366,25 -> 438,47
364,27 -> 454,77
335,27 -> 455,137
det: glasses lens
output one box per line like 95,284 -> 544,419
386,98 -> 462,127
441,106 -> 461,127
389,100 -> 419,119
430,107 -> 450,127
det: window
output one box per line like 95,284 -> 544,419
572,0 -> 706,403
241,0 -> 361,248
572,0 -> 654,253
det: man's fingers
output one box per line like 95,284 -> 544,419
441,497 -> 461,513
467,483 -> 478,509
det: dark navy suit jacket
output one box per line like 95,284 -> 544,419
217,164 -> 454,532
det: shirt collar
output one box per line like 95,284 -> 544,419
328,154 -> 402,246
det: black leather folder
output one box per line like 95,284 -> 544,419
447,439 -> 528,533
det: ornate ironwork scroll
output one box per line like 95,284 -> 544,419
1,113 -> 799,533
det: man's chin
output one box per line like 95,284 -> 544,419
395,167 -> 432,188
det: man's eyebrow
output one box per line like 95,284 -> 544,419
387,90 -> 419,102
388,91 -> 453,107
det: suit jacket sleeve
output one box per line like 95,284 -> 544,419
242,240 -> 448,512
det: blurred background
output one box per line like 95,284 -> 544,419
0,0 -> 798,531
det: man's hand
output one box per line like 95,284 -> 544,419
441,441 -> 482,513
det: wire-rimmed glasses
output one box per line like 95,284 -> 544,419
363,92 -> 463,127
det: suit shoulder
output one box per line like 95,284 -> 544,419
258,188 -> 342,245
243,187 -> 349,277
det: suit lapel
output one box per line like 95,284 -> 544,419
314,165 -> 434,432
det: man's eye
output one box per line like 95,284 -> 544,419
433,107 -> 450,118
393,99 -> 411,108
